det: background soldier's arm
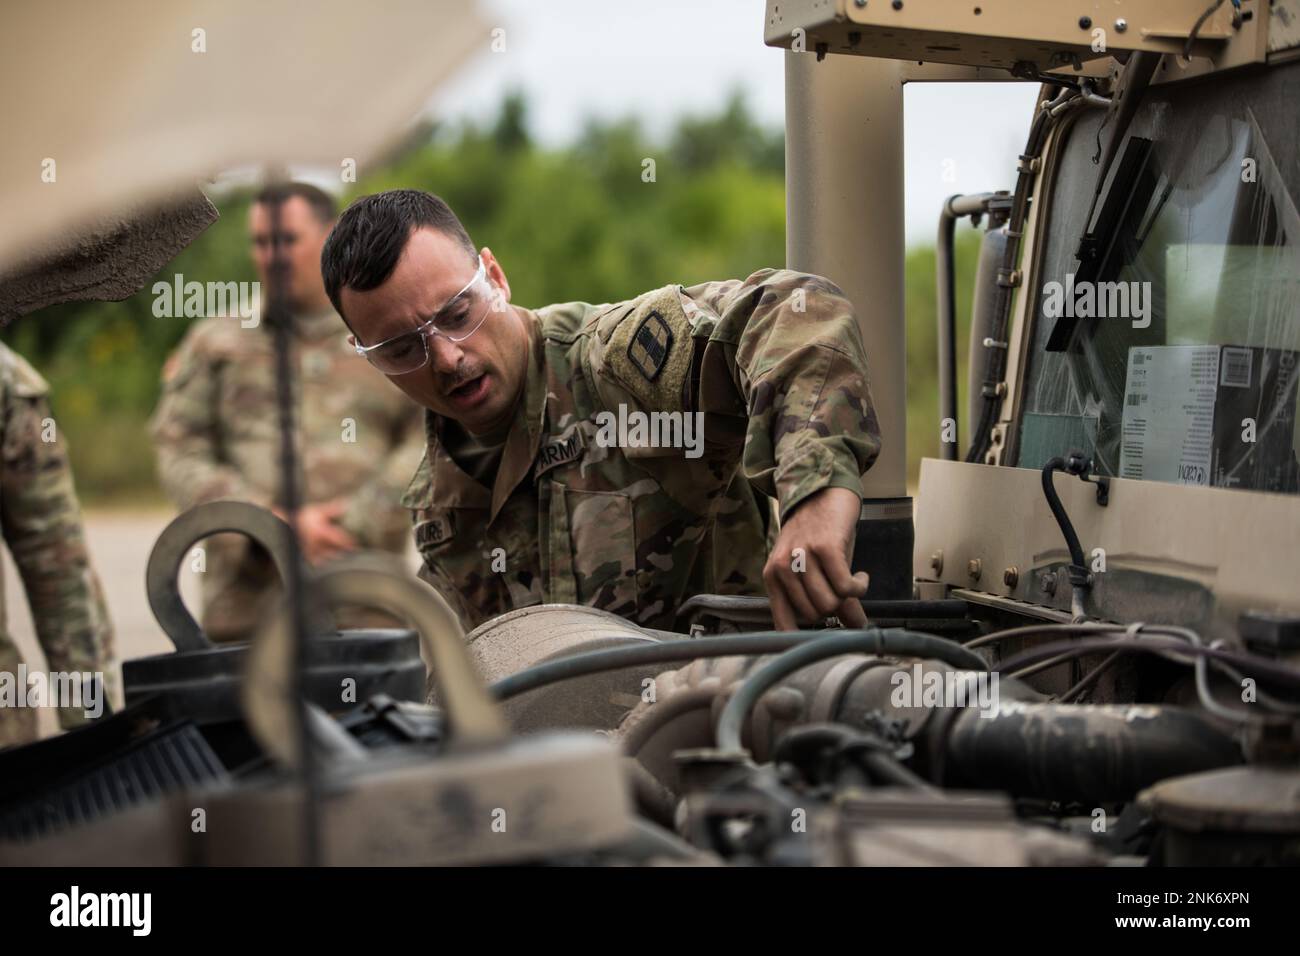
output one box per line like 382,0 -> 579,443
149,329 -> 271,510
0,363 -> 113,728
339,402 -> 428,549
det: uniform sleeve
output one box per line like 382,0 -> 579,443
338,401 -> 428,549
685,269 -> 882,518
149,327 -> 272,511
0,383 -> 114,728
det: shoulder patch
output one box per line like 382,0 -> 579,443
627,310 -> 673,382
591,284 -> 695,415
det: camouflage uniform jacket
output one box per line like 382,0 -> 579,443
0,343 -> 114,742
150,310 -> 425,640
401,269 -> 882,632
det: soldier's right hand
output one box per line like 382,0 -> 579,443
764,486 -> 870,631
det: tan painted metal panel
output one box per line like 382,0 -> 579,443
914,457 -> 1300,619
766,0 -> 1266,75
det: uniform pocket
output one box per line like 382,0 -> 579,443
411,506 -> 490,627
552,483 -> 639,619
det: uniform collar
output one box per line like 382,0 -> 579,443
426,308 -> 547,520
490,309 -> 548,520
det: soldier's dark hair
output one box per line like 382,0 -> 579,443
320,189 -> 477,322
253,182 -> 337,225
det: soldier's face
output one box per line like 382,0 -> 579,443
249,197 -> 333,313
341,228 -> 527,435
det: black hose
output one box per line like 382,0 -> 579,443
489,631 -> 819,701
862,751 -> 940,792
1041,457 -> 1088,570
942,700 -> 1242,802
674,593 -> 971,624
715,630 -> 989,754
996,634 -> 1300,690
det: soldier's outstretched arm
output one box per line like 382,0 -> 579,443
684,269 -> 882,629
0,362 -> 113,726
149,329 -> 271,511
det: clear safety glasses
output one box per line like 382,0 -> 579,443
354,255 -> 495,374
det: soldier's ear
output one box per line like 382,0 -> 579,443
481,247 -> 511,304
347,334 -> 357,348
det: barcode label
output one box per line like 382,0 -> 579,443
1220,347 -> 1252,388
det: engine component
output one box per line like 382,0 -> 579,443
123,629 -> 425,725
671,752 -> 1102,866
131,501 -> 426,725
673,593 -> 977,637
713,629 -> 988,754
245,554 -> 502,768
619,648 -> 1244,805
940,701 -> 1243,803
1138,764 -> 1300,865
456,604 -> 669,733
832,790 -> 1105,866
0,696 -> 229,846
145,500 -> 311,652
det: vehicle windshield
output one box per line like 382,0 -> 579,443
1015,62 -> 1300,496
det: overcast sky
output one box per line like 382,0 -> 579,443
426,0 -> 1039,246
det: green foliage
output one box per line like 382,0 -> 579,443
2,93 -> 984,503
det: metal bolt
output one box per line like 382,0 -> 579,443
1115,18 -> 1127,32
1078,15 -> 1092,29
1039,571 -> 1057,595
1003,566 -> 1019,589
855,0 -> 867,6
930,550 -> 944,575
967,558 -> 982,581
892,0 -> 903,9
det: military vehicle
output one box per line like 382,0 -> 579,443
0,0 -> 1297,867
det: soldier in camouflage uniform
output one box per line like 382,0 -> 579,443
0,342 -> 114,746
322,189 -> 882,633
151,184 -> 425,642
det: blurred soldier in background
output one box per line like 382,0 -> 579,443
151,183 -> 424,643
0,342 -> 114,746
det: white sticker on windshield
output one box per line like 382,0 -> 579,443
1119,346 -> 1219,485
